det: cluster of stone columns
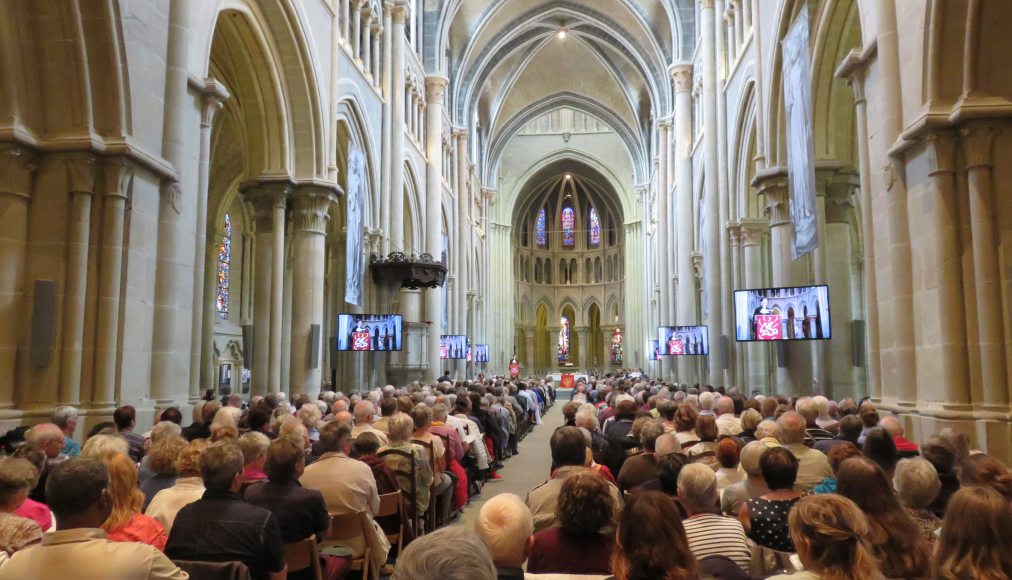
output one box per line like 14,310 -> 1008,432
340,0 -> 383,90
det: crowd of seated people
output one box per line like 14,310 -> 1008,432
0,377 -> 554,579
3,373 -> 1012,579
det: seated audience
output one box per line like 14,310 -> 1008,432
958,453 -> 1012,501
933,486 -> 1012,580
639,450 -> 689,498
25,423 -> 67,504
145,438 -> 209,532
139,435 -> 186,510
737,408 -> 762,442
101,453 -> 167,550
893,457 -> 943,543
714,438 -> 744,494
474,493 -> 533,580
182,401 -> 219,441
165,441 -> 287,580
672,404 -> 699,446
776,412 -> 832,492
53,406 -> 81,458
857,403 -> 879,446
351,401 -> 389,446
528,472 -> 615,575
880,416 -> 918,456
812,395 -> 838,433
814,414 -> 862,455
238,431 -> 270,489
379,412 -> 434,520
409,406 -> 454,526
921,435 -> 960,517
526,426 -> 621,533
430,403 -> 470,511
10,447 -> 54,531
861,426 -> 898,480
755,419 -> 782,447
677,464 -> 750,573
684,415 -> 718,465
1,457 -> 187,579
767,494 -> 884,580
721,441 -> 768,516
714,396 -> 742,436
836,456 -> 931,578
739,446 -> 803,552
0,457 -> 43,562
113,406 -> 146,463
617,420 -> 663,493
81,433 -> 130,460
391,526 -> 496,580
812,442 -> 861,494
245,436 -> 346,580
795,397 -> 833,443
610,491 -> 698,580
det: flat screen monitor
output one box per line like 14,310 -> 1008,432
657,326 -> 710,356
733,285 -> 831,342
474,344 -> 490,363
440,335 -> 468,359
336,314 -> 403,351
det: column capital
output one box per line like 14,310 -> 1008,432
242,177 -> 294,231
658,118 -> 672,130
386,0 -> 409,22
924,131 -> 959,175
699,0 -> 716,10
101,157 -> 135,200
425,75 -> 449,102
727,222 -> 742,247
752,167 -> 790,227
690,252 -> 704,279
0,144 -> 38,200
291,183 -> 340,234
960,123 -> 997,170
669,63 -> 694,93
191,77 -> 230,127
826,170 -> 859,224
64,153 -> 98,196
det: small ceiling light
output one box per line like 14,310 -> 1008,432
565,173 -> 572,180
558,29 -> 567,39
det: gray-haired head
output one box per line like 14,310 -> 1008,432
392,525 -> 496,580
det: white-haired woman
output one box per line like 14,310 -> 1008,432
893,458 -> 942,543
379,412 -> 434,520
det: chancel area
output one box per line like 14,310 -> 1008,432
1,0 -> 1012,579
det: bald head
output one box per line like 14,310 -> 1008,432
880,415 -> 903,437
353,401 -> 375,423
776,411 -> 806,445
474,493 -> 533,568
333,411 -> 354,427
655,433 -> 679,457
715,396 -> 734,416
28,423 -> 65,459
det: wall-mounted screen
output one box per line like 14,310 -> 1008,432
474,344 -> 490,363
440,335 -> 468,359
733,285 -> 831,342
649,340 -> 660,361
336,314 -> 403,351
657,326 -> 710,356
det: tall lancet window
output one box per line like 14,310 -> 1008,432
558,316 -> 571,364
215,213 -> 232,320
561,205 -> 575,247
589,207 -> 601,246
536,207 -> 547,247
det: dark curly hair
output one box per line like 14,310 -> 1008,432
556,471 -> 614,534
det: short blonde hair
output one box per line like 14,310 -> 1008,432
176,439 -> 211,476
297,403 -> 323,429
238,431 -> 270,465
387,412 -> 414,444
150,421 -> 182,443
81,434 -> 130,460
894,458 -> 940,509
474,493 -> 532,566
740,408 -> 762,432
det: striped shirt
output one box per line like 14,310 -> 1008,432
682,513 -> 752,572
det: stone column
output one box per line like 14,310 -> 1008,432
699,0 -> 723,385
244,181 -> 291,394
0,146 -> 35,409
525,328 -> 535,371
371,23 -> 382,88
342,0 -> 351,44
188,79 -> 228,401
656,121 -> 672,381
388,1 -> 407,252
352,0 -> 363,61
92,159 -> 133,408
824,173 -> 858,398
670,63 -> 695,383
727,222 -> 743,385
362,11 -> 374,79
455,132 -> 470,340
962,125 -> 1007,410
424,76 -> 448,382
380,2 -> 394,252
58,154 -> 97,406
289,185 -> 338,398
577,327 -> 590,369
739,219 -> 768,391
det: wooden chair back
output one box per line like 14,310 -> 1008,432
324,511 -> 372,580
378,447 -> 420,535
411,438 -> 439,532
377,490 -> 404,556
283,534 -> 322,580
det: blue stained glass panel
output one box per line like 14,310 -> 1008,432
589,207 -> 601,246
536,208 -> 547,247
562,207 -> 575,247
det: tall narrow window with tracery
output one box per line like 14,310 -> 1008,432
558,316 -> 571,364
561,206 -> 575,247
589,207 -> 601,246
536,207 -> 547,247
215,213 -> 231,320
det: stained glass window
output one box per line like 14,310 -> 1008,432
589,207 -> 601,246
561,206 -> 575,247
558,316 -> 571,364
215,213 -> 231,320
611,328 -> 623,364
536,208 -> 547,247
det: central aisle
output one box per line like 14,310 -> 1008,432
456,398 -> 567,529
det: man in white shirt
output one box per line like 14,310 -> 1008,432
777,412 -> 832,492
714,396 -> 743,437
351,401 -> 389,446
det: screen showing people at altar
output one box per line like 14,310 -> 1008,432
440,335 -> 468,359
336,314 -> 403,351
657,326 -> 709,356
733,285 -> 831,342
474,344 -> 490,363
